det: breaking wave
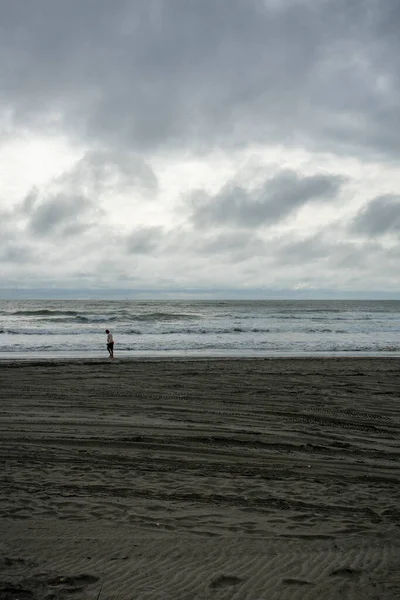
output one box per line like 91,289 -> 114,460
11,309 -> 79,316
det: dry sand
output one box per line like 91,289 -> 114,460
0,357 -> 399,600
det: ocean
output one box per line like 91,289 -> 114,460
0,299 -> 399,359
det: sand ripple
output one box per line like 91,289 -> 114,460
0,357 -> 399,599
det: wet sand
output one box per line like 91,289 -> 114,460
0,357 -> 399,599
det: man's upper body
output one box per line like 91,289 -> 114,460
106,330 -> 114,344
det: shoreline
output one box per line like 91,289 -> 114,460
1,350 -> 400,363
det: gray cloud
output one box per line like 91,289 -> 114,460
57,150 -> 158,195
0,242 -> 35,264
1,1 -> 399,294
27,193 -> 94,236
21,188 -> 39,214
351,194 -> 400,236
190,170 -> 345,228
0,0 -> 399,158
275,232 -> 387,271
126,226 -> 164,254
196,231 -> 265,258
11,148 -> 158,241
0,208 -> 15,241
276,234 -> 332,264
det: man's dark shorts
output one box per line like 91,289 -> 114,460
107,342 -> 114,351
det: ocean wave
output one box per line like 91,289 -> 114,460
272,314 -> 302,320
32,314 -> 120,324
156,326 -> 272,335
16,311 -> 198,324
133,312 -> 198,322
303,327 -> 349,334
1,328 -> 86,336
11,309 -> 79,316
1,326 -> 271,336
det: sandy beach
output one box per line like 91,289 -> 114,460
0,357 -> 399,599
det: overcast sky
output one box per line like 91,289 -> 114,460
1,0 -> 399,298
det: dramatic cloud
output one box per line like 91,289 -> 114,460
33,195 -> 95,237
0,0 -> 399,158
351,194 -> 400,236
190,171 -> 345,228
0,0 -> 399,296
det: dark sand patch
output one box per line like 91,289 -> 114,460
0,357 -> 399,599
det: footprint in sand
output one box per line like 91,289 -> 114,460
329,567 -> 362,578
283,578 -> 314,586
47,573 -> 99,587
210,574 -> 243,589
0,586 -> 33,599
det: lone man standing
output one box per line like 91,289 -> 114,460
105,329 -> 114,359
